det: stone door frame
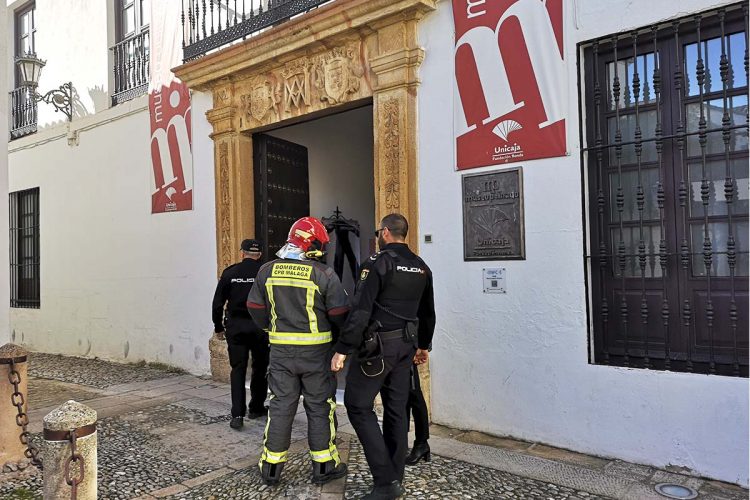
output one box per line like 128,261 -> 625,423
175,0 -> 436,409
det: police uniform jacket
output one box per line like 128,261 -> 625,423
334,243 -> 436,355
211,258 -> 264,334
247,259 -> 350,346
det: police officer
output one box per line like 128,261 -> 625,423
212,239 -> 270,430
248,217 -> 349,486
331,213 -> 435,500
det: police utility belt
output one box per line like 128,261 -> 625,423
358,302 -> 418,377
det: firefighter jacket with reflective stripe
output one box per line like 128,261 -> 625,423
334,243 -> 436,354
247,259 -> 350,345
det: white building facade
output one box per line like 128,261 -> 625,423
0,0 -> 9,344
5,0 -> 217,371
5,0 -> 748,487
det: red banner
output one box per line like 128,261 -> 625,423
150,81 -> 193,213
149,1 -> 193,213
453,0 -> 566,170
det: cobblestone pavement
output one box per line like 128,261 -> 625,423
28,352 -> 182,388
1,352 -> 747,500
343,441 -> 605,500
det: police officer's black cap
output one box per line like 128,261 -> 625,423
241,239 -> 262,252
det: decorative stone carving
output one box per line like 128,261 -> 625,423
281,59 -> 312,113
241,77 -> 280,123
218,143 -> 233,272
236,41 -> 368,129
382,97 -> 401,210
313,44 -> 364,105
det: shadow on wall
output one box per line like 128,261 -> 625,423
36,84 -> 110,130
87,85 -> 108,114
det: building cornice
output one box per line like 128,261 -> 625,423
173,0 -> 437,91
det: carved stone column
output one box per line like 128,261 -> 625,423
371,13 -> 431,416
371,15 -> 424,252
206,81 -> 255,383
207,81 -> 255,277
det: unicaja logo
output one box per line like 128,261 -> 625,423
495,143 -> 521,154
492,142 -> 524,162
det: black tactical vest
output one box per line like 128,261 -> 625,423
372,250 -> 428,330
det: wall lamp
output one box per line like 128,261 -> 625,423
15,53 -> 73,122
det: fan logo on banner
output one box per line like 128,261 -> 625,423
149,2 -> 193,213
453,0 -> 566,170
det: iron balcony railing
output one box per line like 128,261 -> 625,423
9,86 -> 38,140
182,0 -> 334,62
111,28 -> 150,106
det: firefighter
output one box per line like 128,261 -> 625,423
331,213 -> 435,500
247,217 -> 350,486
212,239 -> 269,430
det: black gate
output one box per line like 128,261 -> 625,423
253,134 -> 310,258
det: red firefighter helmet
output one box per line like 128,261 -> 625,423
287,217 -> 330,253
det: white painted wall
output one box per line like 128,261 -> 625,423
4,0 -> 218,372
417,0 -> 748,487
0,0 -> 10,345
8,90 -> 217,373
268,105 -> 376,292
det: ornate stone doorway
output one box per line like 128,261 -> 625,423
175,0 -> 436,411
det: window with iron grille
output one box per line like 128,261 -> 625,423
581,3 -> 748,377
10,2 -> 37,140
111,0 -> 150,106
9,188 -> 40,309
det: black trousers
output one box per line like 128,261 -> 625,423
345,338 -> 416,486
407,365 -> 429,444
226,317 -> 270,418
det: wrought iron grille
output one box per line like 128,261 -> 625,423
9,188 -> 40,309
9,86 -> 38,140
581,3 -> 749,377
181,0 -> 334,62
111,28 -> 150,106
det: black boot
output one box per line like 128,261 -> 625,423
229,416 -> 244,430
247,407 -> 268,419
260,460 -> 284,486
360,480 -> 405,500
312,460 -> 348,485
405,441 -> 430,465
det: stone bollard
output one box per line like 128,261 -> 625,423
208,331 -> 231,383
0,343 -> 29,470
43,401 -> 97,499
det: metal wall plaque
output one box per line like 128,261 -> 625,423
462,167 -> 525,261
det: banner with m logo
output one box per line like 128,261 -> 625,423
453,0 -> 567,170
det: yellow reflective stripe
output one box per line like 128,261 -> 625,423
268,332 -> 332,345
266,278 -> 319,290
266,282 -> 278,333
306,286 -> 318,334
310,449 -> 334,462
265,278 -> 321,334
327,397 -> 341,465
259,405 -> 276,470
261,448 -> 288,464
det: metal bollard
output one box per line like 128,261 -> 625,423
43,400 -> 97,500
0,343 -> 32,470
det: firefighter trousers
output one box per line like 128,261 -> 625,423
261,344 -> 340,466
